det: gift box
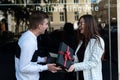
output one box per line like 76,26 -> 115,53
46,52 -> 58,63
56,42 -> 74,69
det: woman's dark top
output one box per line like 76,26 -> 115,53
77,39 -> 86,80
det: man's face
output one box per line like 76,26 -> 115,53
39,19 -> 49,34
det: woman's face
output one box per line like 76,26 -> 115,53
78,18 -> 85,35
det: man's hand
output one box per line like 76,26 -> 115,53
44,57 -> 47,62
47,64 -> 61,73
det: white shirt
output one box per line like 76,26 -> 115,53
15,30 -> 48,80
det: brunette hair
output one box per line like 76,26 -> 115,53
29,11 -> 49,29
78,14 -> 100,45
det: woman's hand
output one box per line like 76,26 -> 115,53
67,64 -> 75,72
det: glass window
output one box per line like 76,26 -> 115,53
49,13 -> 53,22
60,12 -> 64,21
74,11 -> 79,21
91,0 -> 118,80
59,0 -> 65,3
0,1 -> 118,79
74,0 -> 78,3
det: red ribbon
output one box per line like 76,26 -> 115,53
58,46 -> 73,67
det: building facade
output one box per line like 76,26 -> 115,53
36,0 -> 92,30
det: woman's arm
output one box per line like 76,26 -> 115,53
68,37 -> 105,72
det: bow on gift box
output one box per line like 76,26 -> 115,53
58,46 -> 73,67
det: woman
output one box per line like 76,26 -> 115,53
67,14 -> 105,80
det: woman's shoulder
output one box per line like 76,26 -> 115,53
90,35 -> 104,44
91,35 -> 103,40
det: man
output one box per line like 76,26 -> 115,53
15,11 -> 61,80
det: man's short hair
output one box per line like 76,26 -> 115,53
29,11 -> 49,29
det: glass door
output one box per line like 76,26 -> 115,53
91,0 -> 118,80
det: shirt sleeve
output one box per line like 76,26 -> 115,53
19,38 -> 48,73
37,56 -> 45,63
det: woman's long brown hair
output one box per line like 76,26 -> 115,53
77,14 -> 100,46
